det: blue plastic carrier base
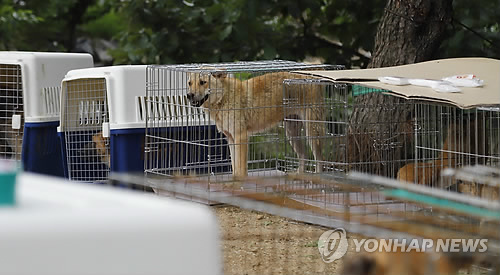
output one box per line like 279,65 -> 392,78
22,121 -> 65,177
145,125 -> 231,176
60,125 -> 230,183
110,128 -> 145,173
113,126 -> 230,175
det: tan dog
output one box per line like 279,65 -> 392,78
342,245 -> 477,275
396,162 -> 437,186
187,71 -> 324,178
398,116 -> 486,186
92,133 -> 110,167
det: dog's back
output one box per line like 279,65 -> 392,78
342,247 -> 476,275
188,70 -> 326,176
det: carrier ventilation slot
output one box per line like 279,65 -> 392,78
136,96 -> 206,122
42,86 -> 60,116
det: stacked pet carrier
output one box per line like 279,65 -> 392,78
0,52 -> 93,176
58,65 -> 157,182
144,61 -> 341,181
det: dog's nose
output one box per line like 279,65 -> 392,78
186,93 -> 194,101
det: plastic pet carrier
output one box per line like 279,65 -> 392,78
0,51 -> 93,176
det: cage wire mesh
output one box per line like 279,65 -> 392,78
110,170 -> 500,275
398,103 -> 500,191
144,61 -> 343,183
282,79 -> 415,177
0,64 -> 23,161
62,78 -> 110,182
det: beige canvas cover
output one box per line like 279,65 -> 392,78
294,57 -> 500,109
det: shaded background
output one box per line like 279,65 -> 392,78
1,0 -> 498,67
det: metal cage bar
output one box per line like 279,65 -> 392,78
0,64 -> 23,161
63,78 -> 109,182
144,61 -> 342,183
410,103 -> 500,191
282,79 -> 415,177
111,171 -> 500,275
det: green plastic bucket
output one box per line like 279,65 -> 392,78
0,161 -> 18,206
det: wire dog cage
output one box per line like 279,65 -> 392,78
441,165 -> 500,205
282,79 -> 415,178
144,61 -> 342,182
111,171 -> 500,275
0,52 -> 93,176
59,65 -> 156,183
397,103 -> 500,189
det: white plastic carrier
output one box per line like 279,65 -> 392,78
0,172 -> 221,275
0,52 -> 93,175
58,65 -> 194,182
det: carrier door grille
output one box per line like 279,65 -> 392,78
0,64 -> 23,161
63,78 -> 109,182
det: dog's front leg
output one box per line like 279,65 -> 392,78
223,131 -> 236,175
233,131 -> 248,178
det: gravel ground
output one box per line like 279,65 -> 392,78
213,204 -> 488,275
214,205 -> 361,275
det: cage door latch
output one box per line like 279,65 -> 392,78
11,115 -> 21,130
102,122 -> 110,138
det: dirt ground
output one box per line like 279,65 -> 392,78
214,205 -> 485,275
214,205 -> 361,275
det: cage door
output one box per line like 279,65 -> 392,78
63,78 -> 109,182
0,64 -> 23,161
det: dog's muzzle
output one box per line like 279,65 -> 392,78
186,93 -> 210,107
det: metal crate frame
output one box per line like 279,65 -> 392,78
62,78 -> 110,182
144,60 -> 342,181
282,79 -> 416,178
398,103 -> 500,189
0,64 -> 23,161
111,170 -> 500,275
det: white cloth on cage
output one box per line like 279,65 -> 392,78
378,74 -> 484,93
441,74 -> 484,87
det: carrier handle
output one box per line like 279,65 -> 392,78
11,115 -> 22,130
102,122 -> 110,138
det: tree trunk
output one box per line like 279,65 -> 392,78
65,0 -> 95,51
346,0 -> 453,177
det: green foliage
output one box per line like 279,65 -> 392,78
109,0 -> 386,67
0,0 -> 119,52
440,0 -> 500,58
0,1 -> 42,50
81,2 -> 126,39
108,0 -> 499,66
0,0 -> 498,66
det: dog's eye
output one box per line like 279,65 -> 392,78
199,80 -> 207,85
188,81 -> 192,86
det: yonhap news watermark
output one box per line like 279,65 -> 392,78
318,228 -> 488,263
352,238 -> 488,253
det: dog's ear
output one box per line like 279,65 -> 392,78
211,69 -> 227,79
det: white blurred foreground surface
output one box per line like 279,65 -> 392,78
0,173 -> 221,275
